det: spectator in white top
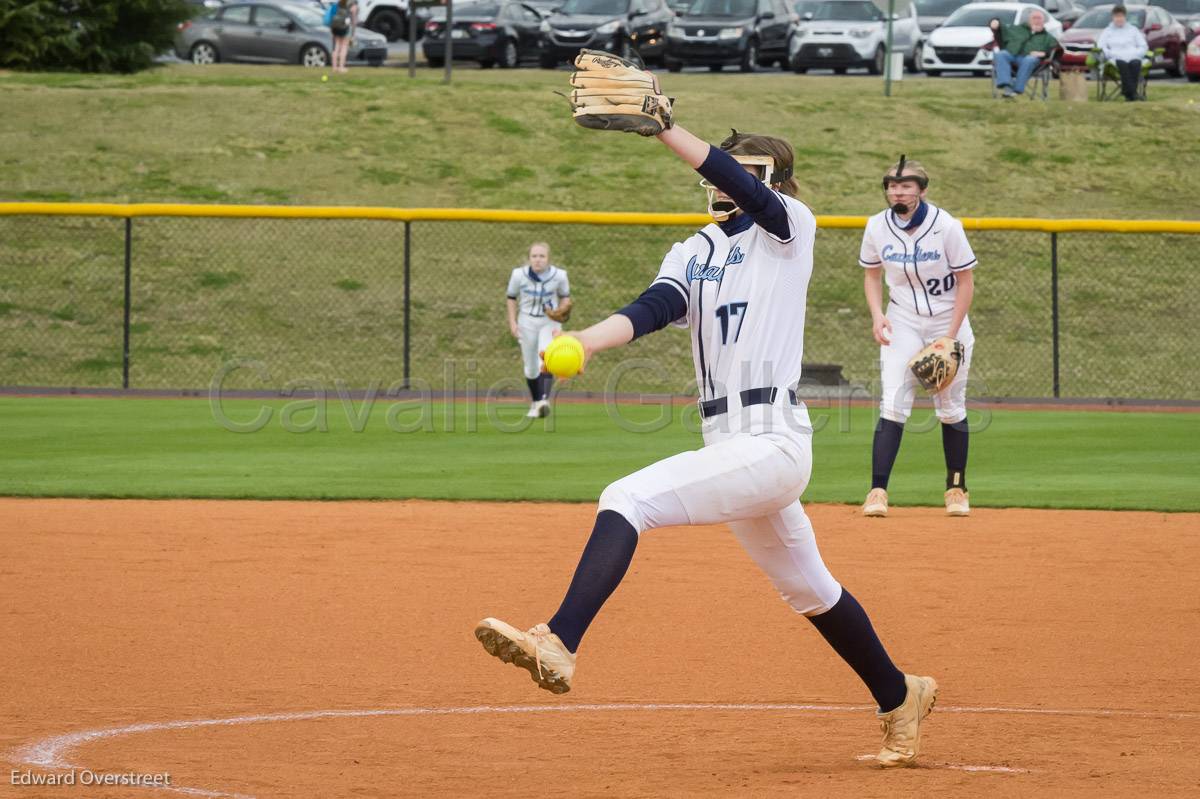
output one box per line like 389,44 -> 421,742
1097,5 -> 1149,101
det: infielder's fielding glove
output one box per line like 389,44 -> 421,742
908,336 -> 964,393
545,298 -> 573,323
568,49 -> 673,137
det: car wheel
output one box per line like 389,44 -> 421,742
907,43 -> 922,73
868,45 -> 884,75
833,66 -> 847,74
300,44 -> 329,67
1168,48 -> 1184,77
709,64 -> 723,72
665,56 -> 683,72
189,41 -> 218,65
539,52 -> 558,69
369,9 -> 407,43
500,39 -> 519,69
740,39 -> 759,72
926,68 -> 941,77
368,58 -> 384,68
792,61 -> 807,73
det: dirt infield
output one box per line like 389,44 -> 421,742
2,498 -> 1198,798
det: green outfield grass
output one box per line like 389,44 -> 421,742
2,66 -> 1199,217
0,397 -> 1194,511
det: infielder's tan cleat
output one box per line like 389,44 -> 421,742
876,674 -> 939,768
474,617 -> 575,694
944,488 -> 970,516
862,488 -> 889,517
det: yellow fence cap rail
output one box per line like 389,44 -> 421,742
0,203 -> 1198,234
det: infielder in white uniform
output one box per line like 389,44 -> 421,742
859,158 -> 976,518
477,127 -> 938,768
506,242 -> 571,418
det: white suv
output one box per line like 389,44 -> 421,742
921,2 -> 1062,75
789,0 -> 923,74
359,0 -> 416,42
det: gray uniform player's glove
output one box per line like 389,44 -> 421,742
567,50 -> 673,137
908,336 -> 964,393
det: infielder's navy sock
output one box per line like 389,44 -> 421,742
870,419 -> 905,490
547,510 -> 638,653
526,377 -> 540,401
807,589 -> 907,712
942,420 -> 969,490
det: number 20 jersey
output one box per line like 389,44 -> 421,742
858,202 -> 977,318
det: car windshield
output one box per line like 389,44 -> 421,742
1153,0 -> 1200,11
687,0 -> 758,16
288,6 -> 323,25
812,1 -> 885,21
943,6 -> 1013,25
428,2 -> 499,17
795,0 -> 822,13
557,0 -> 631,13
914,0 -> 971,15
1074,6 -> 1145,25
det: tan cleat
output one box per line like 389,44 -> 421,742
876,674 -> 939,768
944,488 -> 970,516
862,488 -> 889,517
474,617 -> 576,694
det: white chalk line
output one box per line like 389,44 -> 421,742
13,701 -> 1199,798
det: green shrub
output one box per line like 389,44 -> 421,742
0,0 -> 191,73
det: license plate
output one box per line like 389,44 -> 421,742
818,47 -> 833,57
451,29 -> 467,38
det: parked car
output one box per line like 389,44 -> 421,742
921,2 -> 1062,75
358,0 -> 421,42
1187,27 -> 1200,78
175,1 -> 389,65
423,1 -> 547,66
537,0 -> 674,67
664,0 -> 796,72
974,0 -> 1085,28
1059,4 -> 1187,74
914,0 -> 973,34
1141,0 -> 1200,35
789,0 -> 923,73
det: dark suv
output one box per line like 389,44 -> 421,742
665,0 -> 796,71
538,0 -> 675,67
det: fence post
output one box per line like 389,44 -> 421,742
403,220 -> 411,389
123,217 -> 132,390
1051,231 -> 1060,398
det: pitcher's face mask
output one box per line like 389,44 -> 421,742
700,155 -> 778,222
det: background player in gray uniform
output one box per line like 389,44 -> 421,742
476,119 -> 938,768
859,159 -> 976,517
506,242 -> 571,418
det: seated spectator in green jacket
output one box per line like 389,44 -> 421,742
989,11 -> 1058,98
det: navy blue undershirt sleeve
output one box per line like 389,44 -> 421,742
696,145 -> 791,241
615,283 -> 689,340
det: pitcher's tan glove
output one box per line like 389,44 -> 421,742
568,49 -> 673,137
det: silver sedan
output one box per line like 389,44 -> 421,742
176,1 -> 388,67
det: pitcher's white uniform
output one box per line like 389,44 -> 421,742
599,194 -> 842,617
858,202 -> 976,424
507,265 -> 571,379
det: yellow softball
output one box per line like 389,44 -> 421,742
543,334 -> 585,379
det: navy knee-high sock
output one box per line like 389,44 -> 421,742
871,419 -> 905,490
540,373 -> 555,402
807,589 -> 907,712
547,510 -> 638,653
942,419 -> 969,490
526,377 -> 540,401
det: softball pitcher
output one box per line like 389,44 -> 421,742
859,158 -> 976,518
474,51 -> 938,769
506,242 -> 571,418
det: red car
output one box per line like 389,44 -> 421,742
1058,3 -> 1189,74
1188,30 -> 1200,80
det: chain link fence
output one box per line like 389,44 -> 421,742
0,207 -> 1196,401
